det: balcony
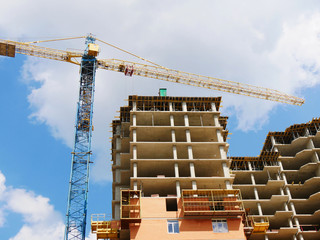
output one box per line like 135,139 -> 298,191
120,190 -> 141,229
181,189 -> 245,216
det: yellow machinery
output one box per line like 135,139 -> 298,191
252,217 -> 269,233
91,214 -> 120,239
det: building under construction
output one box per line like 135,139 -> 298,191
91,94 -> 320,240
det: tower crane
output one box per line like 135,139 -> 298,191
0,34 -> 305,240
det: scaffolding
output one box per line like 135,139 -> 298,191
91,214 -> 120,239
181,189 -> 245,216
120,190 -> 141,229
231,152 -> 280,171
128,95 -> 222,112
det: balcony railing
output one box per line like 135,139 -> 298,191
181,189 -> 245,216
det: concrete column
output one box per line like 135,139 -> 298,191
176,181 -> 181,197
285,187 -> 292,200
254,187 -> 259,200
173,146 -> 178,159
114,203 -> 120,220
280,187 -> 285,195
225,180 -> 232,190
133,181 -> 138,190
251,174 -> 256,185
171,130 -> 176,142
133,101 -> 137,111
190,163 -> 195,178
312,152 -> 319,163
271,136 -> 276,146
192,181 -> 197,190
170,115 -> 174,126
213,115 -> 220,127
211,102 -> 217,112
188,146 -> 193,159
133,114 -> 137,126
222,162 -> 230,177
289,202 -> 296,215
116,138 -> 121,150
133,145 -> 137,159
288,218 -> 293,228
133,163 -> 137,178
133,129 -> 137,142
257,202 -> 263,216
283,203 -> 289,213
219,146 -> 227,159
307,139 -> 315,149
217,129 -> 223,142
115,169 -> 120,183
278,161 -> 284,171
186,130 -> 191,143
184,115 -> 189,126
116,153 -> 120,166
116,125 -> 121,135
182,102 -> 187,111
174,163 -> 179,177
293,217 -> 300,229
169,102 -> 173,112
282,173 -> 288,185
248,162 -> 253,171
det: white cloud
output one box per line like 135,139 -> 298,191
1,0 -> 320,179
0,171 -> 64,240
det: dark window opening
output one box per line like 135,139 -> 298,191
166,198 -> 178,211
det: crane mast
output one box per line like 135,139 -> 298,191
64,35 -> 98,240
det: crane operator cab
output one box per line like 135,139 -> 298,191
87,43 -> 100,57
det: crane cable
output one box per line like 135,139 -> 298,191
23,36 -> 86,44
19,35 -> 167,70
95,37 -> 168,70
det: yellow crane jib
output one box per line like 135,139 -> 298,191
0,37 -> 305,106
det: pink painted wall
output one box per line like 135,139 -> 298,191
129,197 -> 246,240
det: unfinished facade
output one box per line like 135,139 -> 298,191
92,95 -> 247,240
91,94 -> 320,240
232,118 -> 320,240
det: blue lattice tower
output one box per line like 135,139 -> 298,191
64,35 -> 98,240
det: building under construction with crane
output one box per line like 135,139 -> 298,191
1,35 -> 319,240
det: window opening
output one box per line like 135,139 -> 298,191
166,198 -> 178,211
167,220 -> 179,233
212,219 -> 228,233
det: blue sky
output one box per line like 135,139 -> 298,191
1,1 -> 320,239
